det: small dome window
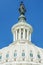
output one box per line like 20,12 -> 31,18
22,51 -> 25,61
14,52 -> 17,61
21,28 -> 23,39
37,54 -> 41,59
30,51 -> 33,62
22,52 -> 25,56
30,52 -> 33,57
0,55 -> 2,60
14,53 -> 17,57
6,54 -> 9,58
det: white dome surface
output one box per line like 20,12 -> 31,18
0,41 -> 43,65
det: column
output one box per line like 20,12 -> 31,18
27,30 -> 29,40
16,30 -> 17,40
13,31 -> 16,41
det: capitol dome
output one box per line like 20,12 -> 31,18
0,1 -> 43,65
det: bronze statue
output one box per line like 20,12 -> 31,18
19,1 -> 26,15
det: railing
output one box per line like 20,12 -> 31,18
0,61 -> 43,65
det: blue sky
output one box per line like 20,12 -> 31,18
0,0 -> 43,49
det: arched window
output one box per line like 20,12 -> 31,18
14,50 -> 17,59
22,52 -> 25,61
17,29 -> 19,39
37,54 -> 41,63
0,55 -> 2,60
25,29 -> 27,39
6,54 -> 9,58
37,54 -> 40,59
22,52 -> 25,56
14,53 -> 17,57
14,52 -> 17,61
21,28 -> 23,39
30,51 -> 33,62
30,52 -> 33,57
6,54 -> 9,62
22,50 -> 25,61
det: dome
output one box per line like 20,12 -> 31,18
0,1 -> 43,65
0,41 -> 43,65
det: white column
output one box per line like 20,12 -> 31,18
27,30 -> 29,40
13,31 -> 16,41
16,30 -> 17,40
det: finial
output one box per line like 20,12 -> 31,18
19,1 -> 26,15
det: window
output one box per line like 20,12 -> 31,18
30,53 -> 33,57
17,29 -> 19,39
21,29 -> 23,39
6,54 -> 9,62
22,53 -> 25,56
22,50 -> 25,61
6,54 -> 9,58
0,55 -> 2,59
22,52 -> 25,61
14,52 -> 17,61
25,29 -> 27,39
37,54 -> 40,59
37,53 -> 41,63
30,52 -> 33,62
14,53 -> 17,57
